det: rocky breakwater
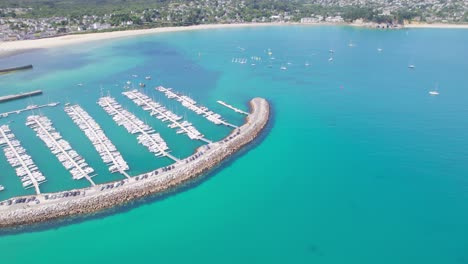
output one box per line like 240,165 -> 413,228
0,97 -> 270,229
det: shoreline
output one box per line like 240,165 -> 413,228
403,23 -> 468,29
0,23 -> 283,57
1,21 -> 467,57
0,97 -> 270,229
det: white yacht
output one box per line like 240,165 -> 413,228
429,91 -> 439,96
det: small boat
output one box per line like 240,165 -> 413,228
377,48 -> 383,52
429,84 -> 440,96
408,65 -> 415,69
329,49 -> 335,53
328,57 -> 334,62
145,76 -> 151,80
126,81 -> 131,85
0,185 -> 4,191
305,62 -> 310,67
132,74 -> 138,77
77,83 -> 83,86
280,65 -> 287,70
139,83 -> 146,88
48,102 -> 60,107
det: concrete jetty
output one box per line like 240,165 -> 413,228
65,104 -> 130,176
123,89 -> 211,143
217,100 -> 249,115
0,102 -> 59,119
0,65 -> 33,74
0,90 -> 42,104
0,125 -> 46,194
156,86 -> 237,128
98,96 -> 178,162
26,115 -> 96,185
0,98 -> 269,228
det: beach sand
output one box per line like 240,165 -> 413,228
0,23 -> 282,57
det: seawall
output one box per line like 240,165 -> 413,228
0,97 -> 270,228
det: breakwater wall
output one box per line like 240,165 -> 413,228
0,90 -> 42,103
0,65 -> 33,74
0,97 -> 270,228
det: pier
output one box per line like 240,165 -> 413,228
26,115 -> 96,185
156,86 -> 237,128
0,102 -> 60,119
65,104 -> 130,176
0,90 -> 43,104
0,125 -> 45,194
217,101 -> 249,115
122,89 -> 211,143
98,96 -> 179,162
0,65 -> 33,74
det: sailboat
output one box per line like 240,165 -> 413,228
429,83 -> 440,96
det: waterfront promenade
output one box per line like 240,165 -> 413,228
0,98 -> 269,228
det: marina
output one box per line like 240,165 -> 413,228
0,97 -> 270,229
122,89 -> 211,143
0,102 -> 60,118
65,104 -> 130,176
217,100 -> 249,115
25,115 -> 96,185
156,86 -> 237,128
0,125 -> 46,194
97,96 -> 178,162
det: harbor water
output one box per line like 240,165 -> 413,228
0,25 -> 467,263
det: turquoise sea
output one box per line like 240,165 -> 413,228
0,25 -> 467,263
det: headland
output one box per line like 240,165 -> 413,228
0,97 -> 270,229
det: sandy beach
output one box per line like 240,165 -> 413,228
0,23 -> 283,57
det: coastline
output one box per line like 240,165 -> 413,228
1,22 -> 467,57
403,23 -> 468,29
0,23 -> 283,57
0,97 -> 270,229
